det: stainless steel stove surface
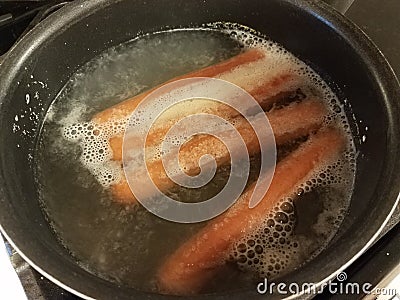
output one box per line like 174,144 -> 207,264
0,0 -> 399,299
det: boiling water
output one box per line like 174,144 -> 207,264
35,25 -> 356,294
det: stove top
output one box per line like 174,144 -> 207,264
0,0 -> 399,299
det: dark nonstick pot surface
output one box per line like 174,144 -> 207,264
0,0 -> 399,299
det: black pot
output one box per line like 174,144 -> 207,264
0,0 -> 399,299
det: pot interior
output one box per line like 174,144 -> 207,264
0,0 -> 399,298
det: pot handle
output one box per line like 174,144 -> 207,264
322,0 -> 356,14
17,2 -> 70,43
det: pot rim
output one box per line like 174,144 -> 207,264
0,0 -> 399,298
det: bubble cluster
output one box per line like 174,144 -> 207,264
231,198 -> 298,278
295,161 -> 351,196
63,119 -> 127,187
229,155 -> 354,280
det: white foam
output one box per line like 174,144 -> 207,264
63,120 -> 125,187
231,198 -> 297,277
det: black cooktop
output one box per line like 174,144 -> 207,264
0,0 -> 399,299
